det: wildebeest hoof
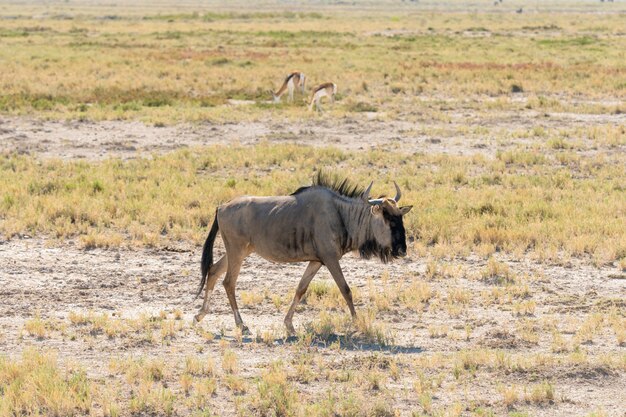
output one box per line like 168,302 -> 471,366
240,325 -> 251,336
193,314 -> 202,325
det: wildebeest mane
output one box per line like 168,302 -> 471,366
291,172 -> 364,199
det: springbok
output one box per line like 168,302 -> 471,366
272,71 -> 306,103
308,82 -> 337,112
194,173 -> 412,335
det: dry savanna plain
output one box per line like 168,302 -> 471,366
0,0 -> 625,416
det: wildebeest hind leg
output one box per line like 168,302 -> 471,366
324,258 -> 357,318
194,255 -> 227,324
284,261 -> 322,335
223,253 -> 248,334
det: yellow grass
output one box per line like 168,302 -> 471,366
0,349 -> 93,416
1,143 -> 624,264
0,2 -> 625,124
222,349 -> 238,374
23,315 -> 49,339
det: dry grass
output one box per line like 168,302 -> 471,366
65,310 -> 184,344
22,315 -> 49,339
400,281 -> 433,311
526,380 -> 555,405
240,290 -> 264,308
1,143 -> 624,264
481,258 -> 516,285
575,313 -> 604,345
251,362 -> 297,416
0,2 -> 625,124
0,349 -> 92,416
221,349 -> 238,375
500,384 -> 520,408
428,325 -> 449,339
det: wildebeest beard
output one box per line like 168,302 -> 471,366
359,239 -> 393,263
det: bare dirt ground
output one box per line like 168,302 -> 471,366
2,105 -> 624,160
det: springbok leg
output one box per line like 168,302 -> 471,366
288,83 -> 294,102
284,261 -> 322,335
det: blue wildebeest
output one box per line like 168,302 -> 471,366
194,174 -> 413,334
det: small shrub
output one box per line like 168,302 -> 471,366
347,101 -> 378,112
222,349 -> 237,374
255,362 -> 298,416
526,380 -> 555,404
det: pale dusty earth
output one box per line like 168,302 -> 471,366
1,107 -> 624,160
0,110 -> 625,416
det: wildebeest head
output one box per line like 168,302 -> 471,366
360,182 -> 413,261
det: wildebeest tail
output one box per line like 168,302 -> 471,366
197,211 -> 219,298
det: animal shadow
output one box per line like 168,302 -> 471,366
279,333 -> 423,354
210,331 -> 422,353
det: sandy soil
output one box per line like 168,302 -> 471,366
1,107 -> 624,160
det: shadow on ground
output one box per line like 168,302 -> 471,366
214,333 -> 423,353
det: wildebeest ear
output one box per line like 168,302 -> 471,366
370,205 -> 383,216
399,205 -> 413,216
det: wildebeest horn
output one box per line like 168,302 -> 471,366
393,181 -> 401,202
368,198 -> 384,205
362,181 -> 373,201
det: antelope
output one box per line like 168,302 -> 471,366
194,173 -> 412,335
308,82 -> 337,112
272,71 -> 306,103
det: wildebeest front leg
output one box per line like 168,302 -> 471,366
324,258 -> 357,318
284,261 -> 322,335
194,255 -> 227,324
